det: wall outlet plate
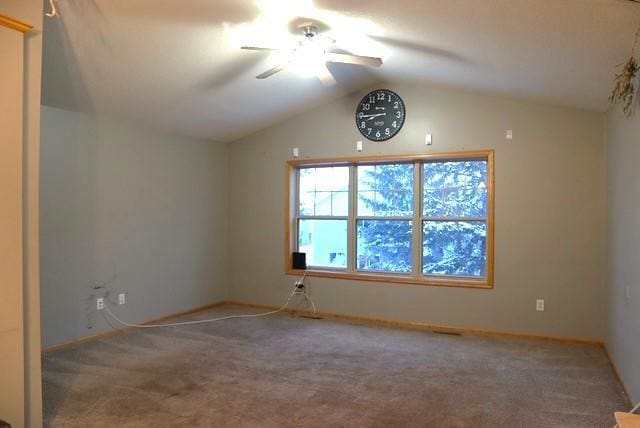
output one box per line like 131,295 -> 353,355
536,299 -> 545,311
118,293 -> 126,305
97,297 -> 104,310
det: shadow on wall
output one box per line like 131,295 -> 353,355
42,0 -> 106,113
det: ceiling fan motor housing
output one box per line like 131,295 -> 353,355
299,23 -> 319,38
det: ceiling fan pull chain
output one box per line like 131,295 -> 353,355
45,0 -> 58,18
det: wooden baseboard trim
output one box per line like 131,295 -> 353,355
42,299 -> 604,353
225,300 -> 604,347
42,301 -> 227,354
604,345 -> 634,408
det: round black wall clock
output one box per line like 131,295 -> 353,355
355,89 -> 406,141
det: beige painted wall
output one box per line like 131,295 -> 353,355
0,22 -> 26,428
607,105 -> 640,404
229,82 -> 607,341
40,106 -> 229,348
0,1 -> 43,426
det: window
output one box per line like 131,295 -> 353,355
357,163 -> 413,273
297,167 -> 349,268
286,151 -> 494,288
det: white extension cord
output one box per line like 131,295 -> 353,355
101,278 -> 316,329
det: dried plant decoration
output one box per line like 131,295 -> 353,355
610,26 -> 640,117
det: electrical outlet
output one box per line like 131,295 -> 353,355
536,299 -> 545,312
118,293 -> 126,305
97,297 -> 104,310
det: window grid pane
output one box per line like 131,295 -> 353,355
357,220 -> 412,273
299,166 -> 350,217
357,163 -> 414,217
298,219 -> 348,269
422,220 -> 487,278
423,160 -> 488,218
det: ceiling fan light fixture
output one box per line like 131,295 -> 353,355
288,44 -> 327,77
287,32 -> 332,77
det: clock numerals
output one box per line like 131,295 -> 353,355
356,89 -> 405,142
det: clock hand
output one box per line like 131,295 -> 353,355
365,112 -> 387,121
361,113 -> 387,119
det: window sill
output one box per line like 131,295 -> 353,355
286,269 -> 493,289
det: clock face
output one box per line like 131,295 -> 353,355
355,89 -> 406,141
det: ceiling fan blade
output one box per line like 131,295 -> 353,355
241,46 -> 279,51
325,53 -> 383,68
256,65 -> 285,79
316,64 -> 336,86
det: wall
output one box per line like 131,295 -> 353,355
0,19 -> 27,428
229,82 -> 608,341
1,1 -> 43,426
607,105 -> 640,404
40,106 -> 229,348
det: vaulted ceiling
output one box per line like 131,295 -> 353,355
42,0 -> 640,142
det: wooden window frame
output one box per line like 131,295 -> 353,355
285,150 -> 495,289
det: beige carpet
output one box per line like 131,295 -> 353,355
43,304 -> 629,427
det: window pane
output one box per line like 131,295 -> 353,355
422,221 -> 487,277
299,168 -> 316,216
331,191 -> 349,216
314,191 -> 332,216
298,219 -> 347,268
357,220 -> 412,273
357,163 -> 413,216
299,166 -> 349,216
300,191 -> 315,216
423,160 -> 488,217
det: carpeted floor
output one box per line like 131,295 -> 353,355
43,304 -> 629,427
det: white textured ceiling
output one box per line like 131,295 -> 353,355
42,0 -> 640,142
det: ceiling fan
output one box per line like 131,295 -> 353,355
241,22 -> 383,86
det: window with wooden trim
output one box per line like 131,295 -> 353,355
286,151 -> 495,289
